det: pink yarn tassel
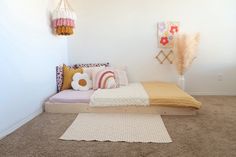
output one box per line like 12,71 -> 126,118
52,18 -> 75,28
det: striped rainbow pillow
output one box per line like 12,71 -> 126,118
93,69 -> 117,89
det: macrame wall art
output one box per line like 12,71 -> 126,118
52,0 -> 76,36
156,22 -> 179,64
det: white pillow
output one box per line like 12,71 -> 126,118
71,73 -> 92,91
114,69 -> 128,86
83,66 -> 106,80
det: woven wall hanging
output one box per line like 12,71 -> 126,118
52,0 -> 76,36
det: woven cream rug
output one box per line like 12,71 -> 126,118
60,113 -> 172,143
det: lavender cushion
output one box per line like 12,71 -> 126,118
49,90 -> 94,103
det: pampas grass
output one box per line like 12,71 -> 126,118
173,33 -> 200,75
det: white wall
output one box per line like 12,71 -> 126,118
68,0 -> 236,95
0,0 -> 235,139
0,0 -> 67,138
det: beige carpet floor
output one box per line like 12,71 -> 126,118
0,96 -> 235,157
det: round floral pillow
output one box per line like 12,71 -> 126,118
71,73 -> 92,91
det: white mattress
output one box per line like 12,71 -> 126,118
90,83 -> 149,107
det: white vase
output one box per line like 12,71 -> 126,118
178,75 -> 185,90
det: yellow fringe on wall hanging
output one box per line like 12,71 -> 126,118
55,26 -> 74,36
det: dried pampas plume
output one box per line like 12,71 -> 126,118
173,33 -> 200,75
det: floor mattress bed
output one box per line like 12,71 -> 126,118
44,82 -> 201,115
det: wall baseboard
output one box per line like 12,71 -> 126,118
0,108 -> 43,140
189,91 -> 236,96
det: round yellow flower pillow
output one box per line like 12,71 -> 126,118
71,73 -> 92,91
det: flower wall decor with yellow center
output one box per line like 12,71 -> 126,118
71,73 -> 92,91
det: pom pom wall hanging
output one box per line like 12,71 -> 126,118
52,0 -> 76,36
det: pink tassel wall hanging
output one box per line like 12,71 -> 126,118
52,0 -> 77,36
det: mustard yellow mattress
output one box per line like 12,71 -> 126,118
142,82 -> 201,109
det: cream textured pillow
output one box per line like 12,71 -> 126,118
83,66 -> 106,80
114,69 -> 129,86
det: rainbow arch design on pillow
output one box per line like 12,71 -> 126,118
94,70 -> 117,89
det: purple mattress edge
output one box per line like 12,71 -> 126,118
49,89 -> 94,104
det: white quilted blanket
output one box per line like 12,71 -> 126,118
90,83 -> 149,107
